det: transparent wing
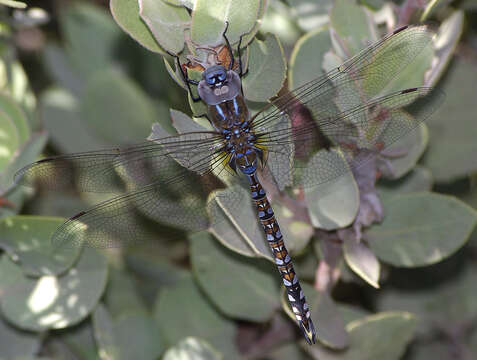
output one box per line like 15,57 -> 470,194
14,131 -> 224,193
259,87 -> 443,187
253,25 -> 434,131
14,131 -> 235,249
251,25 -> 442,188
51,153 -> 229,249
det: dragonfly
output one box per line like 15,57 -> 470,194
15,24 -> 441,345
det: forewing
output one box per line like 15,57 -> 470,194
14,131 -> 224,193
51,149 -> 229,249
251,25 -> 441,189
253,25 -> 435,132
256,87 -> 443,188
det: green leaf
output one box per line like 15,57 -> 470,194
306,312 -> 417,360
103,268 -> 147,317
114,311 -> 163,360
378,261 -> 477,336
289,25 -> 331,90
256,2 -> 300,45
55,321 -> 98,360
208,193 -> 267,259
407,341 -> 452,360
383,117 -> 428,180
0,93 -> 30,145
190,232 -> 280,322
40,88 -> 105,153
0,110 -> 19,171
273,201 -> 313,254
287,0 -> 331,32
0,216 -> 81,277
110,0 -> 165,54
125,250 -> 189,288
378,166 -> 433,200
191,0 -> 262,45
0,131 -> 48,195
93,305 -> 165,360
421,0 -> 451,22
163,337 -> 222,360
329,0 -> 376,58
154,275 -> 239,358
62,3 -> 121,79
0,247 -> 108,331
242,34 -> 286,102
213,186 -> 273,260
138,0 -> 190,55
163,0 -> 194,6
42,45 -> 85,97
285,283 -> 348,349
0,0 -> 26,8
170,109 -> 207,134
366,193 -> 477,267
304,149 -> 359,230
0,317 -> 40,359
92,304 -> 120,360
80,69 -> 157,144
312,291 -> 349,349
426,11 -> 464,87
336,303 -> 370,325
0,60 -> 36,122
420,59 -> 477,182
265,342 -> 309,360
343,239 -> 380,288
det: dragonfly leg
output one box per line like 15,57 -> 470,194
168,50 -> 202,102
222,21 -> 234,71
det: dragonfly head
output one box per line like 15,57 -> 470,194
198,65 -> 241,105
203,65 -> 227,86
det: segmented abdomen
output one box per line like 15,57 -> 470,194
247,173 -> 316,344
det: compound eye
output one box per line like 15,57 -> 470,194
206,75 -> 216,85
218,72 -> 226,81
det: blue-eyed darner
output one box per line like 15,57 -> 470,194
15,24 -> 442,344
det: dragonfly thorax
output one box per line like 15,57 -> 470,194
198,65 -> 259,175
222,123 -> 262,175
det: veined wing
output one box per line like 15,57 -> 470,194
14,131 -> 224,193
40,144 -> 229,249
258,86 -> 442,187
250,25 -> 442,188
252,25 -> 435,132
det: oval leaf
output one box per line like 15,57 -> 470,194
80,69 -> 157,144
329,0 -> 376,57
110,0 -> 165,54
191,0 -> 262,45
420,59 -> 477,182
154,275 -> 238,357
0,110 -> 19,171
242,34 -> 286,102
289,25 -> 331,90
163,337 -> 222,360
139,0 -> 190,55
366,193 -> 477,267
304,149 -> 359,230
0,93 -> 30,144
306,312 -> 417,360
343,239 -> 380,288
0,317 -> 40,359
0,247 -> 108,331
0,216 -> 81,277
190,232 -> 280,322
